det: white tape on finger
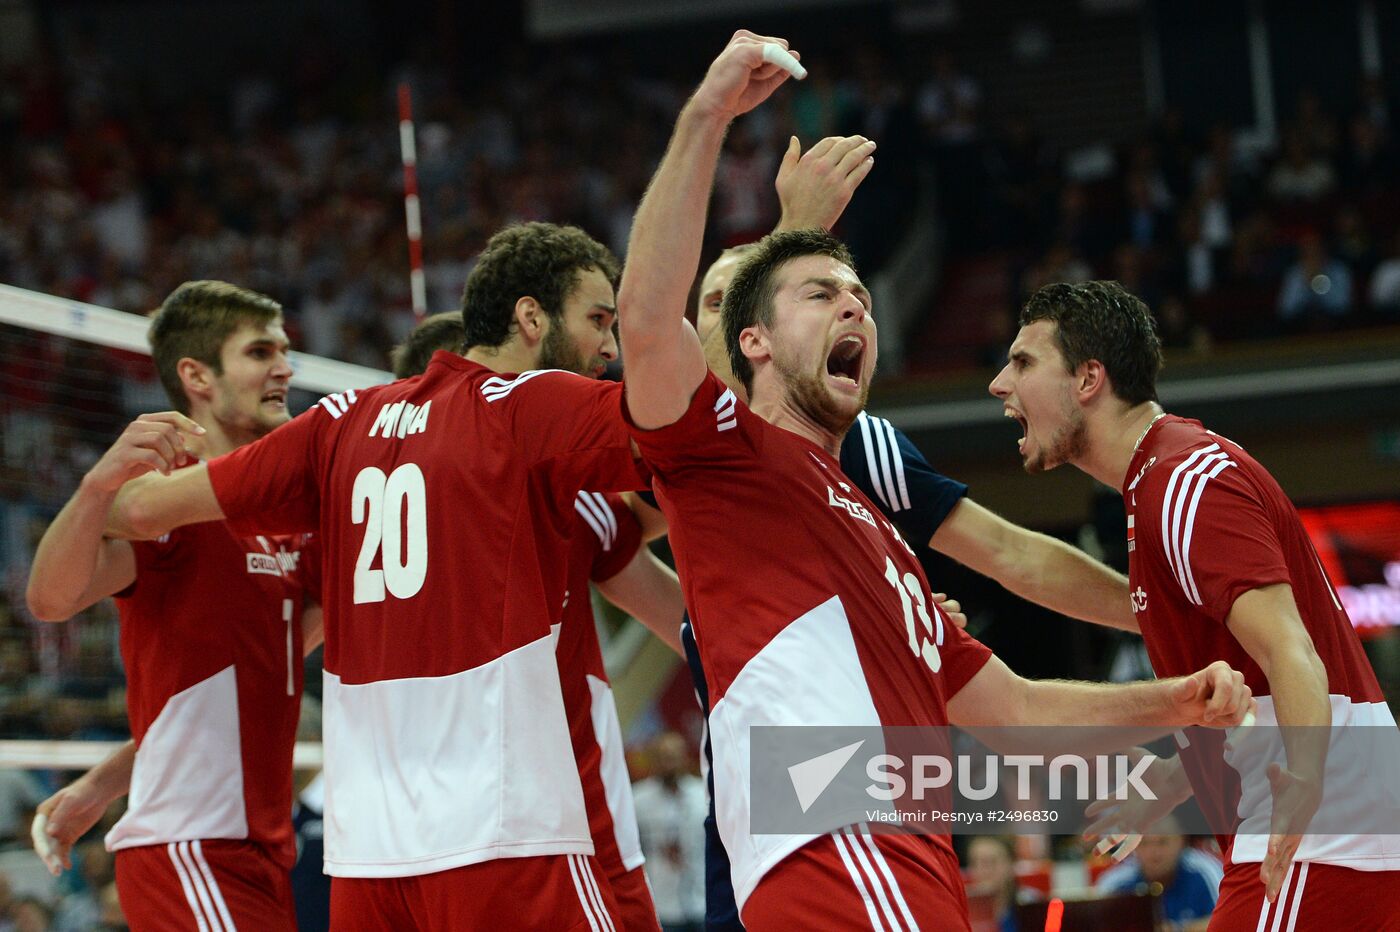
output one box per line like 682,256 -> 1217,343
31,813 -> 60,875
761,43 -> 807,80
1111,833 -> 1143,861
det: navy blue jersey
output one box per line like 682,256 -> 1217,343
686,413 -> 967,929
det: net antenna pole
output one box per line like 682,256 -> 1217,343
398,81 -> 428,322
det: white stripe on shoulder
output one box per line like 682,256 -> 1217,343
480,368 -> 567,402
878,417 -> 912,511
1178,456 -> 1237,604
1159,444 -> 1221,599
869,416 -> 901,513
857,414 -> 891,511
1160,445 -> 1236,605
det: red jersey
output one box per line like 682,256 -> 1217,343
107,522 -> 319,869
625,372 -> 993,910
206,352 -> 644,878
1125,415 -> 1399,871
561,491 -> 647,881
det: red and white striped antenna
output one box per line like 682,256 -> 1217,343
398,81 -> 427,321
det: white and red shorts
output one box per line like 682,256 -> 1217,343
742,828 -> 971,932
115,839 -> 295,932
1208,859 -> 1400,931
329,853 -> 621,931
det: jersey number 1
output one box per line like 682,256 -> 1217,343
352,464 -> 428,603
884,557 -> 942,674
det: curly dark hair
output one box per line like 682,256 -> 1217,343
461,222 -> 619,350
721,229 -> 857,393
1020,281 -> 1164,405
391,311 -> 465,379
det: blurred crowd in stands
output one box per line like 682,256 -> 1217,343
3,33 -> 1395,375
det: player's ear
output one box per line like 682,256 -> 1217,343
739,324 -> 771,367
177,357 -> 214,403
1078,358 -> 1109,402
514,296 -> 545,344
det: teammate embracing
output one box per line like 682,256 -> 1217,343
100,223 -> 645,930
26,281 -> 322,931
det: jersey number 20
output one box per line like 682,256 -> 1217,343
352,464 -> 428,603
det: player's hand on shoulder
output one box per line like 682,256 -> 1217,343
1171,659 -> 1255,728
775,135 -> 878,233
930,592 -> 967,630
85,412 -> 207,494
691,30 -> 802,121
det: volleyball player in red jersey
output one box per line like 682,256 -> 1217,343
392,311 -> 685,932
101,224 -> 643,931
26,282 -> 322,931
991,280 -> 1400,930
617,32 -> 1254,931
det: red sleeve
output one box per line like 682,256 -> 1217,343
937,607 -> 994,696
499,373 -> 647,494
207,405 -> 325,537
1153,459 -> 1290,623
588,493 -> 643,583
623,370 -> 760,475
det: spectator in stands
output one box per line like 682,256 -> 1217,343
966,835 -> 1040,932
1095,816 -> 1221,932
632,732 -> 706,932
1339,114 -> 1396,193
10,897 -> 52,932
1370,231 -> 1400,316
1267,131 -> 1336,202
1277,230 -> 1354,329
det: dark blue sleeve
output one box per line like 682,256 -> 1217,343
840,412 -> 968,546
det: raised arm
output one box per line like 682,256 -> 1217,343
773,135 -> 877,233
930,499 -> 1138,632
26,412 -> 204,620
620,31 -> 800,430
597,548 -> 686,655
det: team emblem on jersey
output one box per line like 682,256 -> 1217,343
246,537 -> 302,577
1131,586 -> 1148,613
826,484 -> 876,528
